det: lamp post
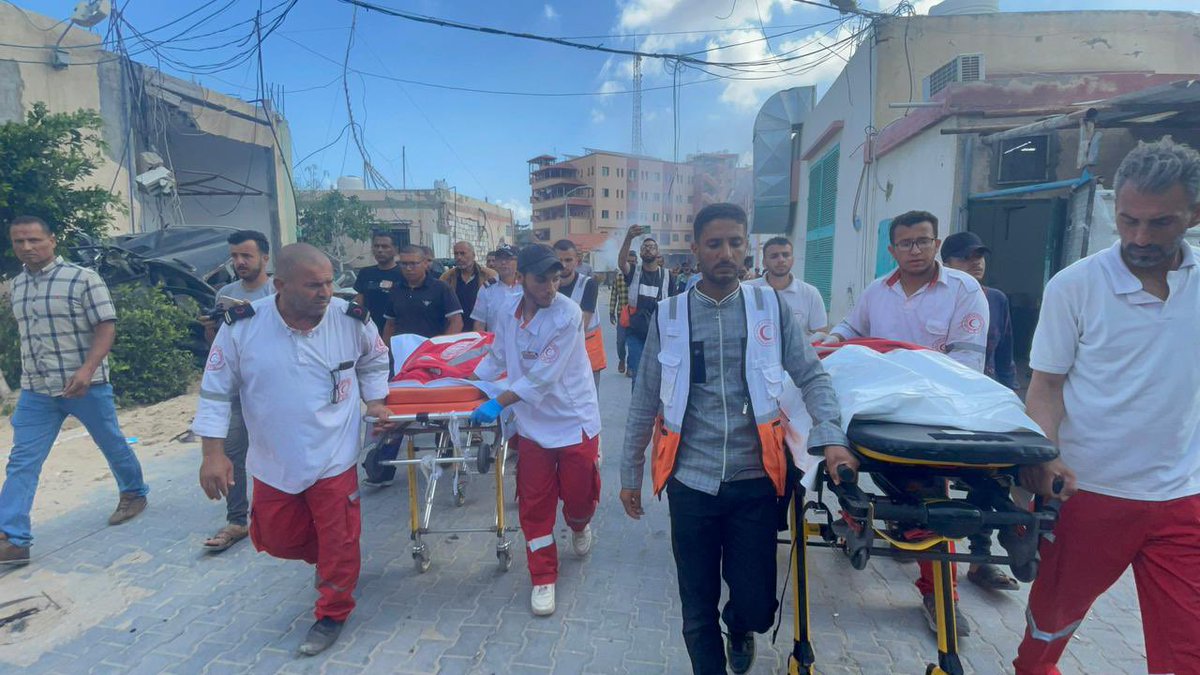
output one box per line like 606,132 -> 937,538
563,184 -> 590,239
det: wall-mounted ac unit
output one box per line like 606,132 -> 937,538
922,54 -> 985,99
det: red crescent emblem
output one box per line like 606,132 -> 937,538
961,313 -> 984,335
754,320 -> 775,346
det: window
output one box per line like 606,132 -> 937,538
804,144 -> 840,310
672,233 -> 679,242
684,233 -> 692,242
676,214 -> 682,223
602,188 -> 610,198
642,170 -> 648,179
601,210 -> 610,219
686,215 -> 693,223
617,189 -> 624,198
642,191 -> 648,200
652,213 -> 659,222
601,166 -> 610,177
588,167 -> 594,176
617,168 -> 624,177
617,210 -> 623,219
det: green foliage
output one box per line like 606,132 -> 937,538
0,103 -> 123,278
297,190 -> 378,262
0,298 -> 19,391
0,285 -> 197,406
107,284 -> 198,407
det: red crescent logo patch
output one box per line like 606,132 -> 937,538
540,342 -> 559,364
961,312 -> 984,335
206,347 -> 225,371
754,319 -> 776,346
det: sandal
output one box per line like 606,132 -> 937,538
203,524 -> 249,552
967,563 -> 1020,591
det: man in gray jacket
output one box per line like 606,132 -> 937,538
620,203 -> 856,675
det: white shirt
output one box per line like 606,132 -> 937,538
192,296 -> 391,494
747,275 -> 828,333
833,264 -> 989,372
471,280 -> 523,329
1030,242 -> 1200,501
474,294 -> 601,449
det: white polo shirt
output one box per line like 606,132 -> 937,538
747,275 -> 828,333
833,264 -> 989,372
471,280 -> 523,330
1030,241 -> 1200,501
192,296 -> 391,494
474,293 -> 601,449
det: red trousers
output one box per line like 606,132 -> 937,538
249,467 -> 362,622
1014,491 -> 1200,675
516,433 -> 601,585
917,548 -> 958,599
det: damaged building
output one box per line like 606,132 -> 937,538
0,1 -> 297,263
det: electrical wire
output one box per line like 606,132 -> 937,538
336,0 -> 865,73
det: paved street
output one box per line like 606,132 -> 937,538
1,291 -> 1147,674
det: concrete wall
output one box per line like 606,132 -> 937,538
788,9 -> 1200,324
0,4 -> 297,245
872,11 -> 1200,132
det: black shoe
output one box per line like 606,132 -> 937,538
726,631 -> 756,674
298,617 -> 344,656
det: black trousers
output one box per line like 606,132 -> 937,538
667,477 -> 779,675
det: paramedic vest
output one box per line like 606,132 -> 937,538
568,273 -> 600,331
627,265 -> 671,309
650,283 -> 790,496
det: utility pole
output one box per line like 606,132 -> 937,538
632,55 -> 643,156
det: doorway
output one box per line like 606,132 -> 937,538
966,198 -> 1066,365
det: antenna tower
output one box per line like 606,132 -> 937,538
632,55 -> 643,156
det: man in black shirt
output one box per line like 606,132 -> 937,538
617,225 -> 676,383
554,239 -> 604,390
381,245 -> 463,343
440,240 -> 496,321
352,232 -> 404,334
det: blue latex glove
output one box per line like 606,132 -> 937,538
470,398 -> 504,425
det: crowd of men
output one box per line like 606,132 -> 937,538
1,137 -> 1198,672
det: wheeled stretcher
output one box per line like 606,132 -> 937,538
785,420 -> 1060,675
363,383 -> 517,573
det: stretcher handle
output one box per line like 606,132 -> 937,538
364,412 -> 474,424
836,464 -> 857,485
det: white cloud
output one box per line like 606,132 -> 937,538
498,198 -> 532,224
590,109 -> 607,124
543,4 -> 558,20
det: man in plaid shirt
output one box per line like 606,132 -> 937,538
0,216 -> 149,567
608,250 -> 637,375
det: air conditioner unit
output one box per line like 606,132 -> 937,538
922,54 -> 985,99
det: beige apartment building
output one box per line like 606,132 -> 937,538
528,150 -> 750,268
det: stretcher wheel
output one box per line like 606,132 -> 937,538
497,548 -> 513,572
477,442 -> 494,475
413,546 -> 431,573
454,485 -> 467,507
849,548 -> 870,570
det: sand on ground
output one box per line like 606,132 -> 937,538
0,390 -> 200,523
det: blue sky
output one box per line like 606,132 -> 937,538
12,0 -> 1199,222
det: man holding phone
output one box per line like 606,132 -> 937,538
197,229 -> 274,552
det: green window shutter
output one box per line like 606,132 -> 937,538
804,145 -> 839,309
875,218 -> 897,278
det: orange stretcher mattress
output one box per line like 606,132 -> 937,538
385,384 -> 488,415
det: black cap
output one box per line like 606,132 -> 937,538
492,244 -> 517,259
941,231 -> 990,261
517,244 -> 563,276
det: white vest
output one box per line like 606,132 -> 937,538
655,284 -> 786,435
628,265 -> 671,309
567,273 -> 600,331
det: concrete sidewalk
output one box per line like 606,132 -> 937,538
0,309 -> 1146,674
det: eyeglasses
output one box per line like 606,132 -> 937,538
893,237 -> 937,253
328,361 -> 353,404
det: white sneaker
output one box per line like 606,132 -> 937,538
531,583 -> 556,616
572,524 -> 594,557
